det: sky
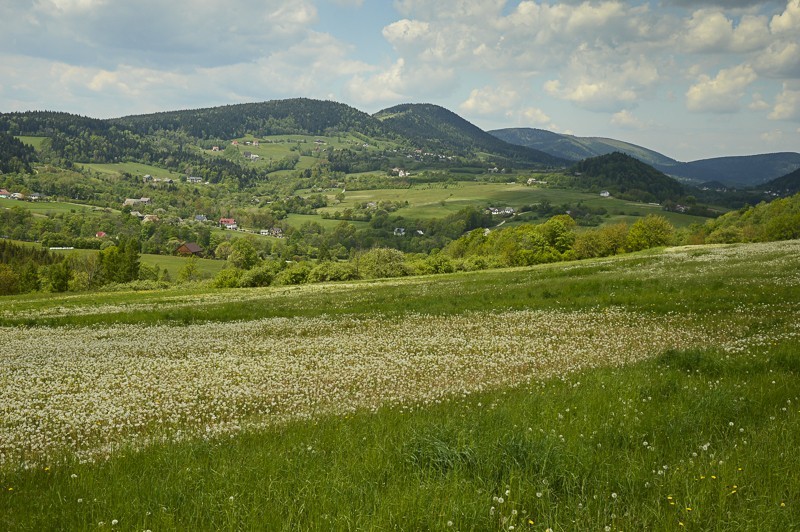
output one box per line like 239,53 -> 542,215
1,0 -> 799,162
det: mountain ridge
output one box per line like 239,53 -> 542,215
490,127 -> 800,187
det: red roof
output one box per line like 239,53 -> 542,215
219,218 -> 236,224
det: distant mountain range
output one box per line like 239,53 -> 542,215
491,127 -> 800,187
3,98 -> 799,187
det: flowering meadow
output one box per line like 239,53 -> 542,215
1,240 -> 799,530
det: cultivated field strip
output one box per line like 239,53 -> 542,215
0,308 -> 752,469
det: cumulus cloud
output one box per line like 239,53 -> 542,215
343,58 -> 456,106
544,48 -> 660,111
459,85 -> 520,115
611,109 -> 646,129
686,64 -> 757,112
681,9 -> 770,53
769,82 -> 800,119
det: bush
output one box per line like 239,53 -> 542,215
307,261 -> 359,283
213,268 -> 243,288
274,262 -> 312,285
357,247 -> 408,279
238,264 -> 275,287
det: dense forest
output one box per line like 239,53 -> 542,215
569,152 -> 684,202
112,99 -> 390,140
0,132 -> 36,174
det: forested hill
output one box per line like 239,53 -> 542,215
761,167 -> 800,195
0,132 -> 36,174
570,152 -> 684,202
375,104 -> 567,167
111,98 -> 388,139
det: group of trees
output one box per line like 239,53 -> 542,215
202,213 -> 677,290
0,237 -> 140,295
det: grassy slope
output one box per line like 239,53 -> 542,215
318,182 -> 709,226
2,241 -> 799,530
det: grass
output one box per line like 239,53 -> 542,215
315,182 -> 712,227
1,240 -> 798,530
81,162 -> 181,180
15,136 -> 48,150
0,197 -> 106,215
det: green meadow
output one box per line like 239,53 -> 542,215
318,181 -> 710,227
1,240 -> 799,529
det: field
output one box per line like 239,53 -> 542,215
1,240 -> 799,529
81,162 -> 181,181
316,182 -> 711,228
0,197 -> 106,216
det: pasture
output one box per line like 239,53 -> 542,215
1,240 -> 798,529
316,181 -> 710,227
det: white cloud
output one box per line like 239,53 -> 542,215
749,92 -> 771,110
756,41 -> 800,78
459,85 -> 520,115
611,109 -> 646,129
770,0 -> 800,34
681,10 -> 770,53
686,64 -> 757,112
760,128 -> 784,142
544,48 -> 660,111
769,82 -> 800,120
520,107 -> 552,126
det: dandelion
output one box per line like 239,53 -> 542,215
111,520 -> 118,526
611,492 -> 618,500
447,520 -> 453,527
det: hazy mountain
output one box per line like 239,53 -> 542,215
375,104 -> 567,167
490,127 -> 677,167
658,153 -> 800,186
491,127 -> 800,187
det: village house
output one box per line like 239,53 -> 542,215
187,176 -> 203,184
194,214 -> 208,222
11,193 -> 25,200
393,227 -> 406,236
211,146 -> 219,152
95,231 -> 107,238
600,191 -> 611,197
0,189 -> 10,198
142,214 -> 160,223
219,217 -> 238,230
123,197 -> 151,207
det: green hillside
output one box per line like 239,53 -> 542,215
569,152 -> 684,202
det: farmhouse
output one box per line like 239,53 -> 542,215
393,227 -> 406,236
0,189 -> 9,198
95,231 -> 107,238
600,191 -> 611,197
176,242 -> 203,256
187,176 -> 203,184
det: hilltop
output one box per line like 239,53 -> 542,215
568,152 -> 684,202
374,104 -> 566,167
491,127 -> 676,168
